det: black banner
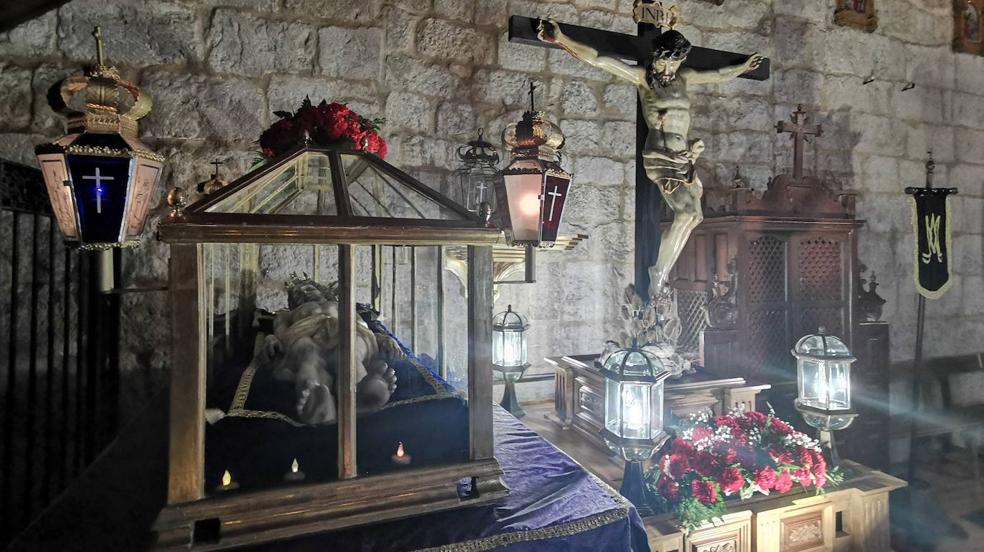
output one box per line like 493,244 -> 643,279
908,189 -> 954,299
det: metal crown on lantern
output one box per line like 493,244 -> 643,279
496,82 -> 572,246
453,129 -> 500,213
34,27 -> 165,249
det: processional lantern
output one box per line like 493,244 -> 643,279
497,83 -> 572,247
34,26 -> 164,249
600,343 -> 670,514
453,129 -> 500,213
792,327 -> 858,464
491,305 -> 530,418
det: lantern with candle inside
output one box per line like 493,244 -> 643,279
600,345 -> 670,514
453,129 -> 500,213
492,305 -> 530,418
792,326 -> 858,465
34,26 -> 164,250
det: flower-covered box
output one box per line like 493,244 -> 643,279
645,409 -> 842,532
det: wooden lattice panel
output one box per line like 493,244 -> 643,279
796,237 -> 843,303
746,309 -> 788,376
745,235 -> 786,305
677,289 -> 709,353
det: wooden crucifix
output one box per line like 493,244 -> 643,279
509,2 -> 769,297
776,104 -> 822,183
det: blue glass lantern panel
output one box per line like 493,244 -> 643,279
67,155 -> 132,244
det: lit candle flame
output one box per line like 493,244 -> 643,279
396,442 -> 405,458
221,470 -> 232,487
291,458 -> 299,473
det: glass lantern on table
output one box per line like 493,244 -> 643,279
600,344 -> 671,515
792,326 -> 858,465
492,305 -> 529,418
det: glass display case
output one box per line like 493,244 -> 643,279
154,145 -> 507,550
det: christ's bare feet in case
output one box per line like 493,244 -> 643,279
357,358 -> 397,412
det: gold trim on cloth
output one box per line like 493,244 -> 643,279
225,356 -> 459,427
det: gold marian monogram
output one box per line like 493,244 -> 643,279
921,213 -> 943,264
632,0 -> 680,29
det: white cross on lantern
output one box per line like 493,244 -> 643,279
82,167 -> 114,214
545,186 -> 563,222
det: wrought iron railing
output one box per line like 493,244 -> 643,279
0,158 -> 121,546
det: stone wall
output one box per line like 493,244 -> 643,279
1,0 -> 983,413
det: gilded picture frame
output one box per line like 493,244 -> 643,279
954,0 -> 984,55
835,0 -> 878,32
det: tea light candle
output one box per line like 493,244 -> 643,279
216,469 -> 239,492
391,442 -> 412,466
284,458 -> 306,482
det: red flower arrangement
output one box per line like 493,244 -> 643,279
258,97 -> 387,159
645,409 -> 842,532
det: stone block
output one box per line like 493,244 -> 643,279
772,1 -> 828,25
548,49 -> 612,81
472,68 -> 533,107
140,70 -> 266,144
950,91 -> 984,129
600,121 -> 635,159
396,134 -> 453,167
436,102 -> 478,138
559,119 -> 603,155
474,0 -> 509,27
858,155 -> 900,193
508,0 -> 578,24
698,96 -> 772,132
0,63 -> 33,131
956,234 -> 984,275
955,127 -> 984,165
819,75 -> 890,117
905,124 -> 954,164
905,44 -> 956,89
702,131 -> 772,165
773,69 -> 823,107
0,11 -> 57,57
58,0 -> 201,66
956,197 -> 984,234
284,0 -> 383,23
560,79 -> 600,116
962,275 -> 984,315
498,32 -> 546,72
684,0 -> 770,31
955,54 -> 984,95
578,9 -> 636,35
574,156 -> 627,186
563,179 -> 622,230
319,26 -> 382,81
702,31 -> 772,60
267,75 -> 378,114
434,0 -> 474,22
417,19 -> 494,66
385,92 -> 433,132
772,17 -> 825,69
849,113 -> 907,157
602,83 -> 636,120
383,6 -> 420,54
207,11 -> 315,76
30,64 -> 78,135
0,133 -> 44,166
879,3 -> 950,47
949,163 -> 984,193
385,55 -> 465,97
856,192 -> 909,234
817,29 -> 906,82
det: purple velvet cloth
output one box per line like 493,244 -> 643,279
243,406 -> 650,551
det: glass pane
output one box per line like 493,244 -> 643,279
621,384 -> 650,440
206,151 -> 338,216
605,378 -> 621,437
800,359 -> 822,408
829,362 -> 851,410
650,385 -> 664,436
344,155 -> 462,220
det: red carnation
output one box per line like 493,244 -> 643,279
793,467 -> 813,487
774,470 -> 794,493
658,477 -> 680,501
754,467 -> 776,491
722,447 -> 738,464
798,449 -> 815,468
259,118 -> 301,156
744,411 -> 767,423
691,451 -> 719,477
671,437 -> 694,456
692,426 -> 713,442
662,453 -> 690,479
718,467 -> 744,495
770,418 -> 794,435
691,479 -> 718,504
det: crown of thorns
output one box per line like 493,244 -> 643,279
651,30 -> 691,61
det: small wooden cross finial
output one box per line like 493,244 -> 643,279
528,82 -> 537,112
92,26 -> 105,66
777,104 -> 822,183
210,159 -> 223,177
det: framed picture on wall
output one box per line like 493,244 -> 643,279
954,0 -> 984,55
835,0 -> 878,32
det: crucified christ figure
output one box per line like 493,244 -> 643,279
539,21 -> 763,296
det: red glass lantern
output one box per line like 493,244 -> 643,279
497,109 -> 572,246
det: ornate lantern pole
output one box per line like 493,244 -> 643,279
34,27 -> 164,256
491,305 -> 530,418
792,326 -> 858,465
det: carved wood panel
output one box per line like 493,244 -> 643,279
780,511 -> 825,552
796,237 -> 843,304
746,235 -> 787,305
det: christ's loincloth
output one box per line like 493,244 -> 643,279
642,146 -> 701,195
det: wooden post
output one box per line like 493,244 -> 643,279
167,243 -> 206,504
337,244 -> 358,479
468,245 -> 494,460
436,245 -> 446,378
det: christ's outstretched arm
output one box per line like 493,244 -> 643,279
538,19 -> 645,86
681,53 -> 764,84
